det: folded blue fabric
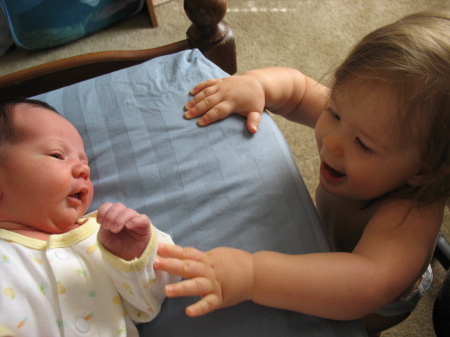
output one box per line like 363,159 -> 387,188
35,49 -> 366,337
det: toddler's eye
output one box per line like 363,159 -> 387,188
328,108 -> 340,121
356,138 -> 373,153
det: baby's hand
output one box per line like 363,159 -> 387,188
97,202 -> 151,261
184,75 -> 265,134
154,243 -> 253,317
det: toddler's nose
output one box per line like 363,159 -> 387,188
322,134 -> 344,158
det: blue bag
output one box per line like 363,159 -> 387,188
0,0 -> 144,50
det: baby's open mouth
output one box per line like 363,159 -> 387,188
69,192 -> 82,200
69,189 -> 86,202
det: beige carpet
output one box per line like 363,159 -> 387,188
1,1 -> 449,336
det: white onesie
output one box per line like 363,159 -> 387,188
0,212 -> 179,336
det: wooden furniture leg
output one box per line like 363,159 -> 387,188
146,0 -> 158,27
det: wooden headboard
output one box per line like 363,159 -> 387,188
0,0 -> 236,98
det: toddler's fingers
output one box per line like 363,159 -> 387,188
184,91 -> 222,120
196,101 -> 236,127
157,243 -> 205,260
164,277 -> 217,298
246,111 -> 262,133
154,256 -> 212,280
185,293 -> 222,317
185,82 -> 218,110
189,79 -> 219,96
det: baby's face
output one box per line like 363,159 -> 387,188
0,105 -> 94,234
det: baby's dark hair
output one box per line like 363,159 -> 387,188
331,11 -> 450,206
0,97 -> 59,147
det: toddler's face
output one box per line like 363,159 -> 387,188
0,105 -> 94,234
314,83 -> 425,201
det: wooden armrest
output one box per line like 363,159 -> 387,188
0,42 -> 190,98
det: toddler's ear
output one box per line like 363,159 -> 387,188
406,164 -> 429,187
407,163 -> 450,187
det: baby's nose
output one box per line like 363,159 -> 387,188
74,162 -> 90,179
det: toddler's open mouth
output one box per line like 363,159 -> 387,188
320,162 -> 346,182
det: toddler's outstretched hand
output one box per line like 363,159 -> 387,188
97,202 -> 151,261
184,75 -> 266,134
154,243 -> 254,317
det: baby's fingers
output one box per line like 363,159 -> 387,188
98,202 -> 127,232
97,202 -> 142,233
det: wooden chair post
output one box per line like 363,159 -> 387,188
184,0 -> 236,74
